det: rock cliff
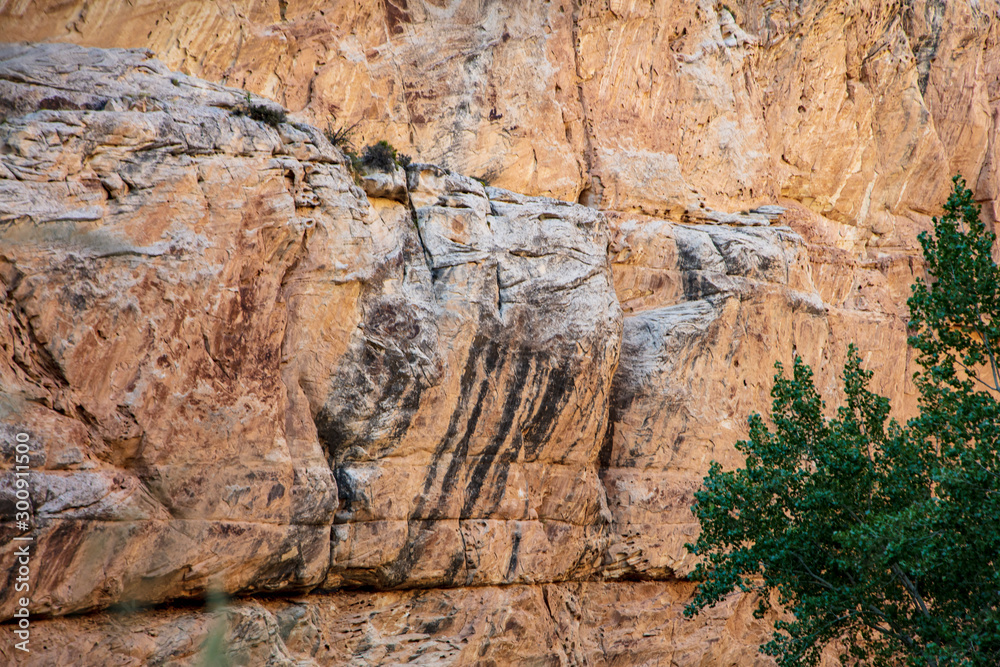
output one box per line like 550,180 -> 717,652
4,0 -> 997,226
0,0 -> 997,664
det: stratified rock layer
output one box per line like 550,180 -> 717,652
0,40 -> 902,666
0,0 -> 996,662
0,41 -> 625,617
2,583 -> 787,666
4,0 -> 996,230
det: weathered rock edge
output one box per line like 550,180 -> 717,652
0,41 -> 913,667
0,42 -> 627,620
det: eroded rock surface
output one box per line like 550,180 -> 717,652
0,43 -> 622,619
602,213 -> 916,582
0,0 -> 995,659
1,583 -> 794,666
4,0 -> 996,233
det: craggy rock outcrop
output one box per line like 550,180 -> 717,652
0,0 -> 997,663
4,0 -> 997,230
0,43 -> 621,617
2,583 -> 787,666
0,42 -> 896,666
602,213 -> 916,581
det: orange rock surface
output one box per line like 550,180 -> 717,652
0,0 -> 998,663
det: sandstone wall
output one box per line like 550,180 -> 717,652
0,0 -> 997,664
3,0 -> 997,225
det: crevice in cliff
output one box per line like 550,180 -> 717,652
8,578 -> 695,632
404,191 -> 435,278
380,0 -> 419,148
220,5 -> 246,84
570,0 -> 602,209
276,227 -> 312,297
495,261 -> 504,316
201,332 -> 235,381
0,71 -> 89,97
902,0 -> 946,96
540,586 -> 562,641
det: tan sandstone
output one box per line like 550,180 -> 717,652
0,0 -> 998,663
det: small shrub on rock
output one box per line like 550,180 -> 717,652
361,140 -> 399,172
325,121 -> 358,150
231,93 -> 286,128
246,104 -> 286,127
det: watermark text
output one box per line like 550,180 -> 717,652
9,431 -> 33,653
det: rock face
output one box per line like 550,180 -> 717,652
602,213 -> 917,582
6,584 -> 786,666
0,41 -> 621,613
3,0 -> 997,228
0,0 -> 996,663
